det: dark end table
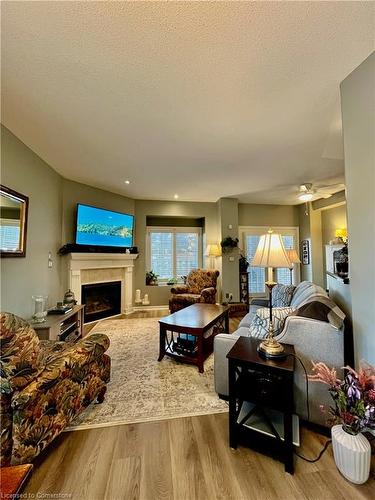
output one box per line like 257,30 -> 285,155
227,336 -> 296,474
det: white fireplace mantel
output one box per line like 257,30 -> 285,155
66,253 -> 138,316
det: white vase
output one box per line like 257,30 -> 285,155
331,424 -> 371,484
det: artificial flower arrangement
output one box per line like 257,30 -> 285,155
309,361 -> 375,435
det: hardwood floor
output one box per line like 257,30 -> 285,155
25,414 -> 374,500
25,309 -> 374,499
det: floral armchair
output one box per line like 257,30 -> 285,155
169,269 -> 220,313
0,313 -> 110,466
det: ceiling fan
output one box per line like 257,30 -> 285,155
297,182 -> 345,202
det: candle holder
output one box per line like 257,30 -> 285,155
32,295 -> 48,323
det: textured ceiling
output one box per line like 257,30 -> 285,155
1,2 -> 374,204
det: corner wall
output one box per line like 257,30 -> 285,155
341,52 -> 375,365
1,126 -> 63,317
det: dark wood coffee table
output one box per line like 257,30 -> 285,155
158,303 -> 229,373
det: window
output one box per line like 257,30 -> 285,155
0,219 -> 21,251
276,235 -> 294,285
147,227 -> 202,282
245,234 -> 266,294
240,226 -> 299,296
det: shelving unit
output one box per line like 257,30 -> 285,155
239,272 -> 249,307
30,305 -> 85,342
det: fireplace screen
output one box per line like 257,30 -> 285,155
81,281 -> 121,323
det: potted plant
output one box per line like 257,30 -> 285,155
239,254 -> 249,273
167,277 -> 178,286
309,361 -> 375,484
146,270 -> 159,286
220,236 -> 239,253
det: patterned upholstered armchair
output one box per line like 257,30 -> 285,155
169,269 -> 220,313
0,313 -> 110,466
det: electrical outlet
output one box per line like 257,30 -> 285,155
48,252 -> 53,268
225,292 -> 233,301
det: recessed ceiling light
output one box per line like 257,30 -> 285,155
174,194 -> 179,199
124,180 -> 130,185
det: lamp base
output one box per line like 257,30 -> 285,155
257,340 -> 287,359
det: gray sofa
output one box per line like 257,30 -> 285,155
214,281 -> 345,427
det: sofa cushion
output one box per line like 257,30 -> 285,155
238,308 -> 258,328
170,293 -> 202,303
249,307 -> 294,339
290,281 -> 327,308
272,284 -> 295,307
293,296 -> 345,330
233,326 -> 252,339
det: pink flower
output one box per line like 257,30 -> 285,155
309,361 -> 340,388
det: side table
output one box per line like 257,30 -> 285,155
227,336 -> 297,474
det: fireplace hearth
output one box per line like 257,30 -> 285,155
81,281 -> 121,323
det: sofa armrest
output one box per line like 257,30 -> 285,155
0,377 -> 13,466
201,287 -> 216,300
213,333 -> 239,397
276,316 -> 345,425
170,285 -> 189,294
12,333 -> 110,410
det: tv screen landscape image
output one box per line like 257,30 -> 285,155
76,204 -> 134,248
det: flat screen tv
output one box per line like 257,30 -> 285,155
75,204 -> 134,248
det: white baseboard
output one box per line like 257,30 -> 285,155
131,305 -> 169,312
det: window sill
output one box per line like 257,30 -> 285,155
145,282 -> 185,287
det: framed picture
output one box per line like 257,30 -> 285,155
301,239 -> 310,265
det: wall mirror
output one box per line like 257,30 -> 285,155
0,185 -> 29,257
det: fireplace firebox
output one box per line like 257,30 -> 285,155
81,281 -> 121,323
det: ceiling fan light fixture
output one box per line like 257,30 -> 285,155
298,192 -> 314,202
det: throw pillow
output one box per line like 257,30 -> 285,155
272,284 -> 295,307
293,297 -> 345,330
249,307 -> 294,339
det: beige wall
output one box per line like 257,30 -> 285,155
298,203 -> 325,287
134,199 -> 219,306
321,204 -> 347,247
341,52 -> 375,366
1,126 -> 63,317
238,204 -> 299,227
61,179 -> 134,244
218,198 -> 239,302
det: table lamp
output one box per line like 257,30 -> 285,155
286,248 -> 301,284
335,228 -> 348,244
205,244 -> 221,268
251,229 -> 291,358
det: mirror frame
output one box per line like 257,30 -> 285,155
0,184 -> 29,258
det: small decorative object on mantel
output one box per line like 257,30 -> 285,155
31,295 -> 48,323
146,270 -> 158,286
309,361 -> 375,484
220,236 -> 239,253
63,288 -> 77,306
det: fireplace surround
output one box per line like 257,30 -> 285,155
65,253 -> 138,321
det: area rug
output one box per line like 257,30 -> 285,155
67,317 -> 228,430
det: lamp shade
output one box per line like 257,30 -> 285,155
286,248 -> 301,265
335,228 -> 347,240
205,244 -> 221,257
251,231 -> 291,268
